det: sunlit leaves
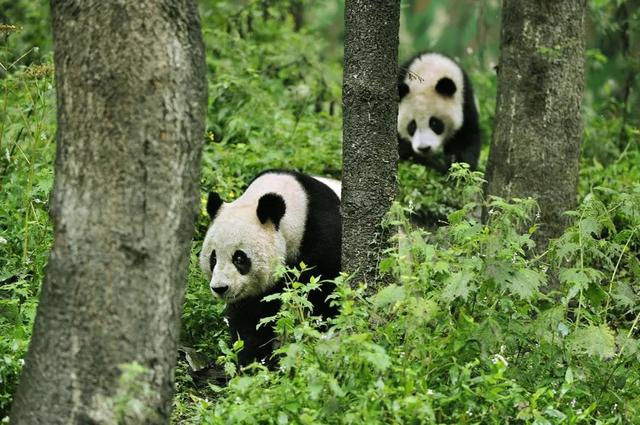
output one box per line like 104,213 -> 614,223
570,325 -> 616,360
440,270 -> 474,302
504,268 -> 546,300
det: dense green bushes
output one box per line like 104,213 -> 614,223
174,165 -> 640,423
0,67 -> 55,415
1,1 -> 639,423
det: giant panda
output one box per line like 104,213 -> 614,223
398,52 -> 481,172
199,170 -> 341,367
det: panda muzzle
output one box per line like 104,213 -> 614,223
211,284 -> 229,295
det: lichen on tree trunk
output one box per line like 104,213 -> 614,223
10,1 -> 207,423
341,0 -> 399,288
485,0 -> 586,249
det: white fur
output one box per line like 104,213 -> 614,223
312,176 -> 342,199
412,128 -> 441,152
398,53 -> 465,154
199,172 -> 310,302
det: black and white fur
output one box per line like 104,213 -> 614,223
199,170 -> 341,366
398,52 -> 481,172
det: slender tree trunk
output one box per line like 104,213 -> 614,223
290,0 -> 304,32
10,1 -> 207,423
485,0 -> 586,249
342,0 -> 399,288
616,2 -> 638,146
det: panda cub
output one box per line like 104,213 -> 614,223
398,52 -> 481,172
199,170 -> 341,366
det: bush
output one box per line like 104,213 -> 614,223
180,167 -> 640,423
2,1 -> 639,423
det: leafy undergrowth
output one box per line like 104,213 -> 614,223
2,1 -> 640,423
0,63 -> 55,415
174,166 -> 640,424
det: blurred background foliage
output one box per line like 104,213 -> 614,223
1,0 -> 639,422
2,0 -> 638,156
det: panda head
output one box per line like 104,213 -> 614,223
398,53 -> 465,156
199,190 -> 288,302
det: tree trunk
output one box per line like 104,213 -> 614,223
342,0 -> 399,288
485,0 -> 586,249
10,1 -> 207,423
290,0 -> 304,32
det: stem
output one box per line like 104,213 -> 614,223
0,76 -> 8,159
603,227 -> 636,316
574,212 -> 585,329
621,310 -> 640,358
7,47 -> 34,71
600,309 -> 640,396
21,78 -> 43,261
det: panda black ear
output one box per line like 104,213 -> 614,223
207,192 -> 224,219
399,82 -> 409,100
257,193 -> 286,230
435,77 -> 457,97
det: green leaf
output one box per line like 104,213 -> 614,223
565,367 -> 574,384
440,270 -> 474,302
612,282 -> 637,308
231,376 -> 255,393
555,241 -> 580,261
559,268 -> 590,300
224,361 -> 236,377
579,217 -> 601,237
559,268 -> 589,286
505,268 -> 545,300
570,324 -> 616,359
616,332 -> 639,358
378,256 -> 395,274
584,281 -> 607,307
277,412 -> 289,425
434,260 -> 449,274
371,284 -> 405,308
360,343 -> 391,371
486,261 -> 511,287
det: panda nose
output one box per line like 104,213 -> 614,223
419,146 -> 432,153
211,285 -> 228,295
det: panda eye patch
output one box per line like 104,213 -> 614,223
209,250 -> 217,271
429,117 -> 444,135
407,120 -> 417,136
232,250 -> 251,275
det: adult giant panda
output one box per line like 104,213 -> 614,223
199,170 -> 341,367
398,52 -> 481,172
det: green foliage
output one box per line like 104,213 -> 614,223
198,0 -> 343,200
2,1 -> 640,424
0,56 -> 55,416
0,0 -> 51,73
181,1 -> 344,372
180,250 -> 227,360
179,167 -> 640,424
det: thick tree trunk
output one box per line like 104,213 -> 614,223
10,1 -> 206,423
485,0 -> 586,249
342,0 -> 399,288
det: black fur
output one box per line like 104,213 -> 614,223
398,82 -> 409,99
435,77 -> 456,97
398,52 -> 481,172
222,170 -> 341,367
224,282 -> 284,367
257,193 -> 286,230
207,192 -> 224,218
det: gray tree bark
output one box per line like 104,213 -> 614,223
485,0 -> 586,249
10,1 -> 207,423
342,0 -> 399,288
